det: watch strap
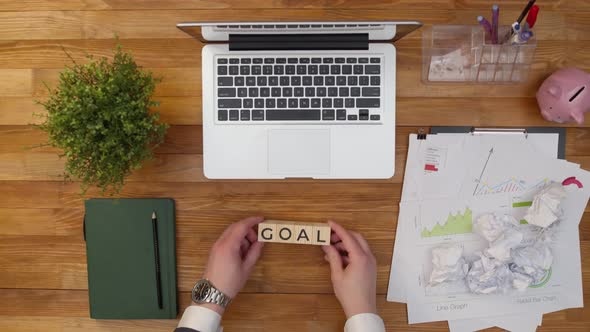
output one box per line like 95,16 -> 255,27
192,279 -> 232,308
203,287 -> 232,307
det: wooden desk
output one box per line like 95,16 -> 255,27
0,1 -> 589,331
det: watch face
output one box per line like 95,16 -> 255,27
193,280 -> 211,301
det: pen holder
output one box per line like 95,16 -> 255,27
422,25 -> 537,83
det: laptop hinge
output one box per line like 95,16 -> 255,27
229,33 -> 369,51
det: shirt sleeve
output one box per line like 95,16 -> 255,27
344,313 -> 386,332
176,305 -> 223,332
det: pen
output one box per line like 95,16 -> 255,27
477,16 -> 493,40
152,211 -> 163,309
491,4 -> 499,44
505,22 -> 521,44
512,22 -> 521,34
501,21 -> 519,45
517,0 -> 537,25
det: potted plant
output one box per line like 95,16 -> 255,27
37,45 -> 168,194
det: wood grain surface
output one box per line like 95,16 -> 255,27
0,1 -> 589,331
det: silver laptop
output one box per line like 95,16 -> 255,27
177,21 -> 422,179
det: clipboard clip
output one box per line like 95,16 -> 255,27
471,127 -> 528,138
417,128 -> 427,140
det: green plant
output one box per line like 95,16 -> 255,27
37,45 -> 168,194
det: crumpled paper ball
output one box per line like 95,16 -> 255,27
428,245 -> 469,285
524,182 -> 566,228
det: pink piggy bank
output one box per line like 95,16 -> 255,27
537,68 -> 590,124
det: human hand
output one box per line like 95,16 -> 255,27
199,216 -> 265,315
321,220 -> 378,319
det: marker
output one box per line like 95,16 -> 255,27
523,22 -> 531,32
526,5 -> 540,29
477,16 -> 493,39
517,0 -> 537,25
492,4 -> 499,44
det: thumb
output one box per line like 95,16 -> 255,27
243,241 -> 264,272
322,245 -> 343,277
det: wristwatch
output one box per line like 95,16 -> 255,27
191,279 -> 232,308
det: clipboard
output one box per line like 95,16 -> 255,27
425,126 -> 566,159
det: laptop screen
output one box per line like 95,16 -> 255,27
177,21 -> 422,43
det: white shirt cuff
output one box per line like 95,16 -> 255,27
344,313 -> 386,332
177,305 -> 223,332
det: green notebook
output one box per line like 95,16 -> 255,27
84,198 -> 177,319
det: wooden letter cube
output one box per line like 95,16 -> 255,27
273,221 -> 296,243
294,224 -> 314,245
312,224 -> 331,245
258,222 -> 276,243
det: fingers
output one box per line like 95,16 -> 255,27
342,255 -> 351,266
350,232 -> 372,255
349,232 -> 376,269
240,238 -> 251,257
246,227 -> 258,244
241,216 -> 265,228
330,232 -> 342,244
332,242 -> 351,266
328,222 -> 371,267
243,241 -> 265,272
328,221 -> 364,258
218,217 -> 263,248
322,245 -> 344,276
230,216 -> 264,238
324,254 -> 349,266
334,241 -> 347,252
217,223 -> 235,242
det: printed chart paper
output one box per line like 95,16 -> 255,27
387,132 -> 588,330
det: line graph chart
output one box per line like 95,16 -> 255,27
474,178 -> 549,196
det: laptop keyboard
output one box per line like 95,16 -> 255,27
215,56 -> 383,123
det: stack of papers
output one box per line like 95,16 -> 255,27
387,132 -> 590,331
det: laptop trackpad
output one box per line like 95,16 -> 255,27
268,129 -> 330,175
